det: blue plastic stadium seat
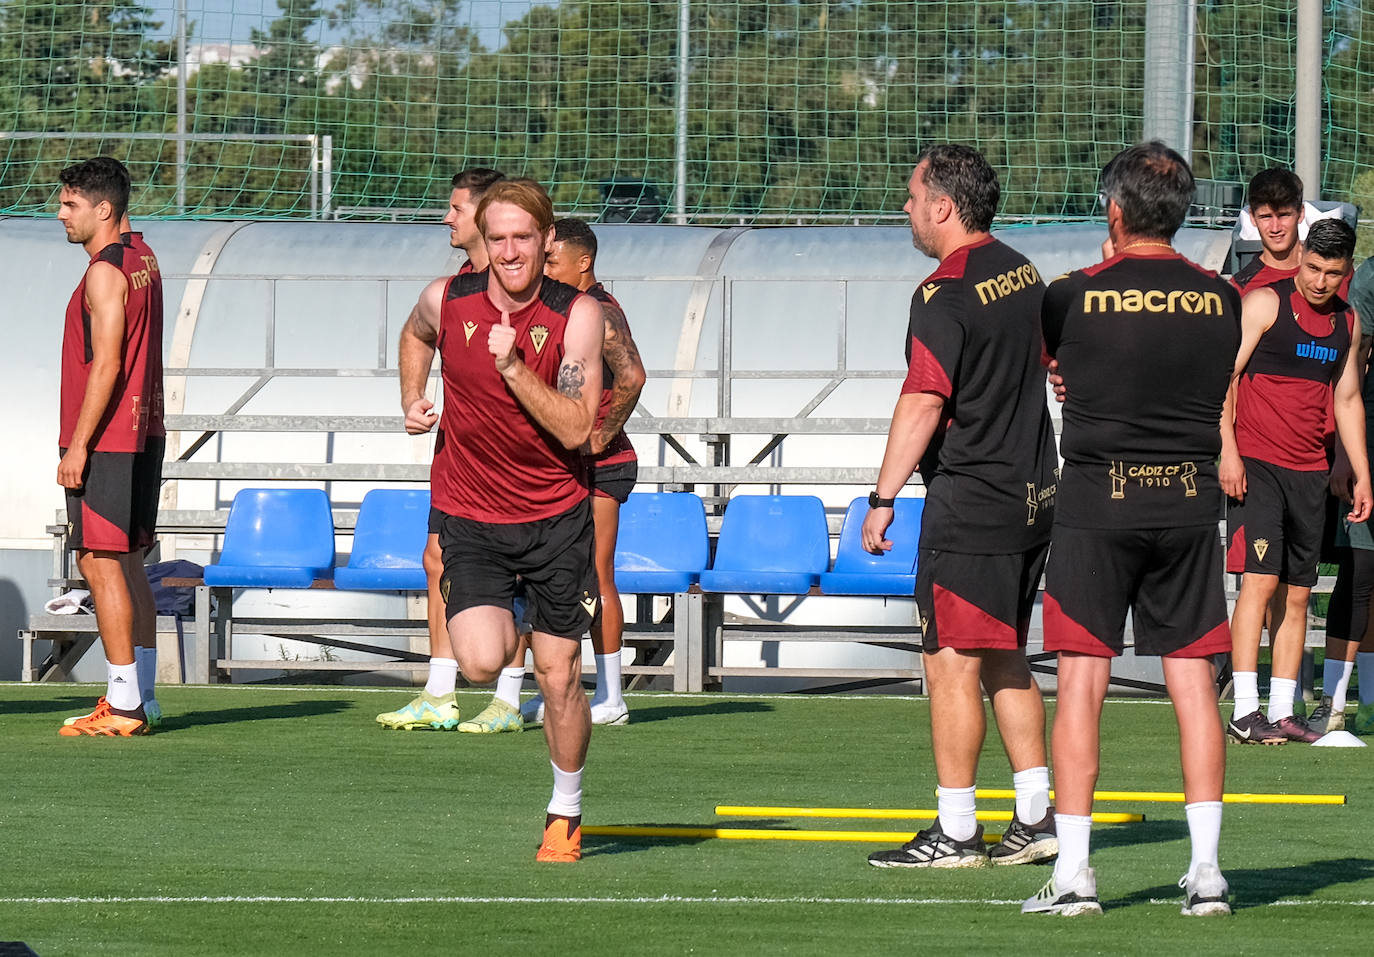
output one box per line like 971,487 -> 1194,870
614,492 -> 709,594
698,494 -> 830,595
819,496 -> 924,596
334,489 -> 430,591
203,488 -> 336,588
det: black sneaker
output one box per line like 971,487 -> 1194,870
867,820 -> 988,869
990,808 -> 1058,865
1226,709 -> 1286,745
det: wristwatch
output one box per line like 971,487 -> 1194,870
868,491 -> 895,509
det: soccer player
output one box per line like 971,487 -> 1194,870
1223,218 -> 1371,744
1232,169 -> 1304,296
1315,253 -> 1374,734
863,145 -> 1059,870
513,218 -> 646,728
397,178 -> 604,861
1024,142 -> 1239,917
54,157 -> 165,737
376,167 -> 506,732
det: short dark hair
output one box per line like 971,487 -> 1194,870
553,218 -> 597,260
58,156 -> 130,220
451,167 -> 506,199
1304,218 -> 1356,263
915,144 -> 1000,232
1099,141 -> 1194,240
1247,168 -> 1303,214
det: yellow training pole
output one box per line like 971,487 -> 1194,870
714,805 -> 1142,824
964,789 -> 1345,806
583,825 -> 1002,844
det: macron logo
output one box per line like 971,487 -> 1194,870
1296,340 -> 1338,364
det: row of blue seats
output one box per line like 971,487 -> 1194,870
202,488 -> 925,597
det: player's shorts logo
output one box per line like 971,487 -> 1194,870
579,591 -> 599,618
1253,538 -> 1270,562
463,320 -> 478,345
530,325 -> 550,354
440,575 -> 451,603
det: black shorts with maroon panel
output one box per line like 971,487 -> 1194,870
1044,524 -> 1230,658
63,436 -> 164,553
916,544 -> 1049,652
436,497 -> 599,639
590,459 -> 638,504
1225,456 -> 1328,586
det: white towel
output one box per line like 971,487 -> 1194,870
44,589 -> 92,615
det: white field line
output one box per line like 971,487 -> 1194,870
0,894 -> 1371,908
0,682 -> 1174,706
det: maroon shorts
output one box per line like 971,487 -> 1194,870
1044,523 -> 1230,658
915,544 -> 1049,651
63,437 -> 164,554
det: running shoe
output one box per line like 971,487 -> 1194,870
589,699 -> 630,726
536,815 -> 582,862
1355,702 -> 1374,735
1022,866 -> 1103,916
458,697 -> 524,733
1226,709 -> 1286,745
1179,863 -> 1231,916
58,698 -> 149,737
1306,696 -> 1345,734
375,690 -> 460,730
867,821 -> 988,868
1273,714 -> 1324,743
520,694 -> 546,725
990,808 -> 1058,865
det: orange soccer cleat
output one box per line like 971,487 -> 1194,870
535,815 -> 582,862
58,698 -> 149,737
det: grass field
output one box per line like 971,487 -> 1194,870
1,683 -> 1369,956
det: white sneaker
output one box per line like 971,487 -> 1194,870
590,699 -> 629,726
1180,863 -> 1231,916
1022,866 -> 1103,916
520,694 -> 545,724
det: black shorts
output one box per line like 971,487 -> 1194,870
427,505 -> 444,536
437,497 -> 599,639
62,437 -> 163,554
1044,524 -> 1231,658
590,459 -> 638,504
1225,457 -> 1327,586
915,543 -> 1048,651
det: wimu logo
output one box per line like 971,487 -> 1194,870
1295,340 -> 1338,364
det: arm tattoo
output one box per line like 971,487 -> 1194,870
558,359 -> 586,399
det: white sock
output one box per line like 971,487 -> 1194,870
1184,801 -> 1222,879
423,657 -> 458,697
1359,653 -> 1374,706
1232,671 -> 1259,717
592,652 -> 623,707
1012,766 -> 1051,824
107,661 -> 141,711
936,785 -> 978,842
1053,814 -> 1093,886
1268,677 -> 1298,721
495,666 -> 525,708
547,761 -> 583,817
134,645 -> 157,705
1326,657 -> 1355,711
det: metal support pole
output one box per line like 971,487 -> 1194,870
1295,0 -> 1322,200
176,0 -> 188,213
1142,0 -> 1197,160
674,0 -> 690,225
322,135 -> 333,220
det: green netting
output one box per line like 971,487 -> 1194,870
0,0 -> 1369,225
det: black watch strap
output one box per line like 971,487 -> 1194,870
868,490 -> 895,509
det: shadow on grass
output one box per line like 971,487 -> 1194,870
622,701 -> 775,725
1091,818 -> 1189,851
153,698 -> 353,733
1112,856 -> 1374,909
582,818 -> 782,858
0,696 -> 99,716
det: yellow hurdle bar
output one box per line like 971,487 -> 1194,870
714,805 -> 1142,824
963,789 -> 1345,806
583,825 -> 1003,844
